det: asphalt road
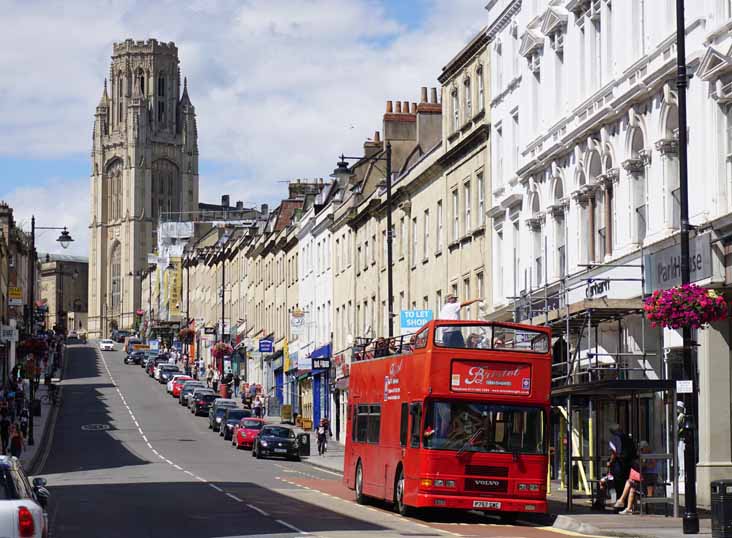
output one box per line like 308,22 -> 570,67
38,344 -> 588,538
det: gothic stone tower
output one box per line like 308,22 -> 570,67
88,39 -> 199,338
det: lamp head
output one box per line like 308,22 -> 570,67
330,156 -> 351,183
57,228 -> 73,249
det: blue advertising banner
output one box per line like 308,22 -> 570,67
399,309 -> 433,332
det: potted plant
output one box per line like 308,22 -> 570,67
643,283 -> 728,330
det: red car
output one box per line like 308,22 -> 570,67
232,418 -> 265,449
172,377 -> 194,398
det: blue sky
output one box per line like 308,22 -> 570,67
0,0 -> 485,254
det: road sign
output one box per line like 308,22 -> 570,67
258,339 -> 273,353
8,288 -> 22,307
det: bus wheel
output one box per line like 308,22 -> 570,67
395,468 -> 415,517
355,462 -> 367,505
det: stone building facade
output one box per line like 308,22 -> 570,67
39,254 -> 88,334
88,39 -> 199,338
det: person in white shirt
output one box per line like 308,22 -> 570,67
438,294 -> 482,347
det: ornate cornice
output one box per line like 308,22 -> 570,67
486,0 -> 522,41
524,213 -> 545,231
655,137 -> 679,156
622,157 -> 645,174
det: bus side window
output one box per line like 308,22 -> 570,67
356,405 -> 369,442
368,405 -> 381,444
409,403 -> 422,448
399,403 -> 408,447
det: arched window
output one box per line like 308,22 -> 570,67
105,159 -> 123,221
152,159 -> 180,222
587,150 -> 603,262
117,75 -> 124,124
136,68 -> 145,95
553,178 -> 566,277
158,74 -> 165,97
630,128 -> 648,242
603,152 -> 616,254
464,77 -> 472,119
110,242 -> 121,319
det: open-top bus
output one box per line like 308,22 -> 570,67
344,320 -> 551,516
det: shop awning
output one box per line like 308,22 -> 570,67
310,343 -> 331,359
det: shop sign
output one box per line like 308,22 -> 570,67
259,339 -> 273,353
290,308 -> 306,336
296,351 -> 311,371
644,234 -> 712,294
273,356 -> 283,370
311,357 -> 330,370
450,360 -> 532,396
8,288 -> 22,307
204,327 -> 216,335
0,326 -> 18,342
400,309 -> 433,332
567,261 -> 641,304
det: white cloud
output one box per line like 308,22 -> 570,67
0,0 -> 487,253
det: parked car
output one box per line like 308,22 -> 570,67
148,356 -> 170,378
220,408 -> 253,440
167,375 -> 192,394
124,350 -> 146,365
99,339 -> 115,351
113,330 -> 130,343
0,455 -> 50,538
171,376 -> 194,398
233,417 -> 265,449
252,425 -> 300,461
188,389 -> 217,415
179,381 -> 206,406
158,366 -> 180,384
208,399 -> 238,432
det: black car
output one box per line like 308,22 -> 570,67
209,404 -> 237,432
159,366 -> 181,384
179,381 -> 206,406
252,425 -> 300,461
220,408 -> 252,440
189,392 -> 218,415
124,350 -> 146,365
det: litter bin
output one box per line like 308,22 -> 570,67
712,480 -> 732,538
298,433 -> 310,457
31,399 -> 41,417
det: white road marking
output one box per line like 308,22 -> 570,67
226,493 -> 243,502
276,520 -> 310,535
195,476 -> 207,483
173,464 -> 183,470
246,504 -> 270,516
210,484 -> 223,492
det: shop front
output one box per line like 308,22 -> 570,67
309,343 -> 331,428
332,349 -> 351,444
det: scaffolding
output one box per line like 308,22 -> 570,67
508,252 -> 680,515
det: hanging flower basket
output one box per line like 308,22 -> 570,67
17,338 -> 49,356
644,284 -> 728,330
211,342 -> 233,359
178,327 -> 195,343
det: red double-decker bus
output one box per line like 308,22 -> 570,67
344,320 -> 551,516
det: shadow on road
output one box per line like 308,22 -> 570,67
47,481 -> 389,537
40,345 -> 149,475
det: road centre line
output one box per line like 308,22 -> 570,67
246,504 -> 270,516
210,484 -> 224,492
275,519 -> 310,535
226,493 -> 243,502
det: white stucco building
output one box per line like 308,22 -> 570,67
487,0 -> 732,507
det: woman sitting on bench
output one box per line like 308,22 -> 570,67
614,441 -> 656,514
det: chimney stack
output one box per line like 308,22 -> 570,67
430,87 -> 438,104
420,87 -> 428,103
386,100 -> 393,113
410,102 -> 417,114
374,131 -> 381,143
261,203 -> 269,215
395,101 -> 402,113
236,201 -> 243,210
402,101 -> 409,113
221,194 -> 230,207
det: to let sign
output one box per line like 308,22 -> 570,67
644,233 -> 712,294
400,309 -> 433,331
8,288 -> 22,307
451,360 -> 532,396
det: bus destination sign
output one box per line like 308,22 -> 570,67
450,360 -> 532,396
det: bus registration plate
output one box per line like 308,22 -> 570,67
473,501 -> 501,509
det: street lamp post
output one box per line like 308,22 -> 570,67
675,0 -> 699,533
331,142 -> 394,337
26,216 -> 73,447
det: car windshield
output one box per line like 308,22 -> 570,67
240,419 -> 263,429
226,410 -> 247,421
183,383 -> 203,390
200,394 -> 217,402
263,427 -> 294,439
423,400 -> 545,455
215,408 -> 229,417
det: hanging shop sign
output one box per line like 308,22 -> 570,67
290,308 -> 306,336
644,233 -> 712,294
400,309 -> 433,333
258,339 -> 273,353
567,260 -> 642,304
8,288 -> 22,307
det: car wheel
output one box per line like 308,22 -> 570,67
355,462 -> 367,505
394,467 -> 415,516
251,444 -> 256,457
255,447 -> 262,459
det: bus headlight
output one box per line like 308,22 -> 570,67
445,480 -> 456,488
434,480 -> 444,487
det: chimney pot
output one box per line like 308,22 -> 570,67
395,101 -> 402,113
410,102 -> 417,114
236,201 -> 244,210
221,194 -> 230,207
430,87 -> 438,104
374,131 -> 381,143
402,101 -> 409,113
386,100 -> 393,113
420,87 -> 428,103
261,203 -> 269,215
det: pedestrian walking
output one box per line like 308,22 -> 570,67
9,423 -> 24,458
212,370 -> 220,393
233,374 -> 240,398
316,417 -> 332,456
206,367 -> 214,388
0,412 -> 10,455
253,395 -> 263,418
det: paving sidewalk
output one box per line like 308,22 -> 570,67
19,383 -> 59,475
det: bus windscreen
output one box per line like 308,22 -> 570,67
434,324 -> 548,352
423,400 -> 545,455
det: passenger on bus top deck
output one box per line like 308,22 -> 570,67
467,333 -> 483,348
